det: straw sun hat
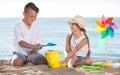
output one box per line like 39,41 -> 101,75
67,15 -> 86,29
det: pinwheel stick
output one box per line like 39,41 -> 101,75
104,39 -> 108,63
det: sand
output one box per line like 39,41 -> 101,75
0,60 -> 120,75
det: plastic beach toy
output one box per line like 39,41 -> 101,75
95,15 -> 118,63
42,42 -> 56,47
112,63 -> 120,68
103,63 -> 112,67
61,63 -> 68,67
45,50 -> 60,68
95,63 -> 103,67
81,65 -> 101,70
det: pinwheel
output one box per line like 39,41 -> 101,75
95,15 -> 118,39
95,15 -> 118,63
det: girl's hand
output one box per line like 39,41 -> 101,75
60,60 -> 67,64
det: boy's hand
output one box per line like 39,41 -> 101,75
33,44 -> 42,52
27,51 -> 35,62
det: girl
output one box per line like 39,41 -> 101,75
61,15 -> 92,67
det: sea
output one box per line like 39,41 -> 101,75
0,17 -> 120,61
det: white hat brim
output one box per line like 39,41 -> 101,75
67,20 -> 77,24
67,20 -> 85,29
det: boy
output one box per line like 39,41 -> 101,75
11,2 -> 47,66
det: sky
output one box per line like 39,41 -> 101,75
0,0 -> 120,17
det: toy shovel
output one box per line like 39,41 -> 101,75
42,42 -> 56,47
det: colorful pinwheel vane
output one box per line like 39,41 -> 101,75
95,15 -> 118,39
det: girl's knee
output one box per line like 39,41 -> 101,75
86,58 -> 92,65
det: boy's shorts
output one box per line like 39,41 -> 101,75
12,52 -> 42,64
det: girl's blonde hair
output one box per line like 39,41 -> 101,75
81,28 -> 91,57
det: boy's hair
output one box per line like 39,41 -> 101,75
24,2 -> 39,13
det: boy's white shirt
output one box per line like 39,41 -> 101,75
12,20 -> 41,56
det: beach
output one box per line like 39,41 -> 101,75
0,60 -> 120,75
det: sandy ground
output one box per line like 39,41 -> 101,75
0,60 -> 120,75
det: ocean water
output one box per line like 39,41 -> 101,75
0,17 -> 120,61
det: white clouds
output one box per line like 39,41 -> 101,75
0,0 -> 120,17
